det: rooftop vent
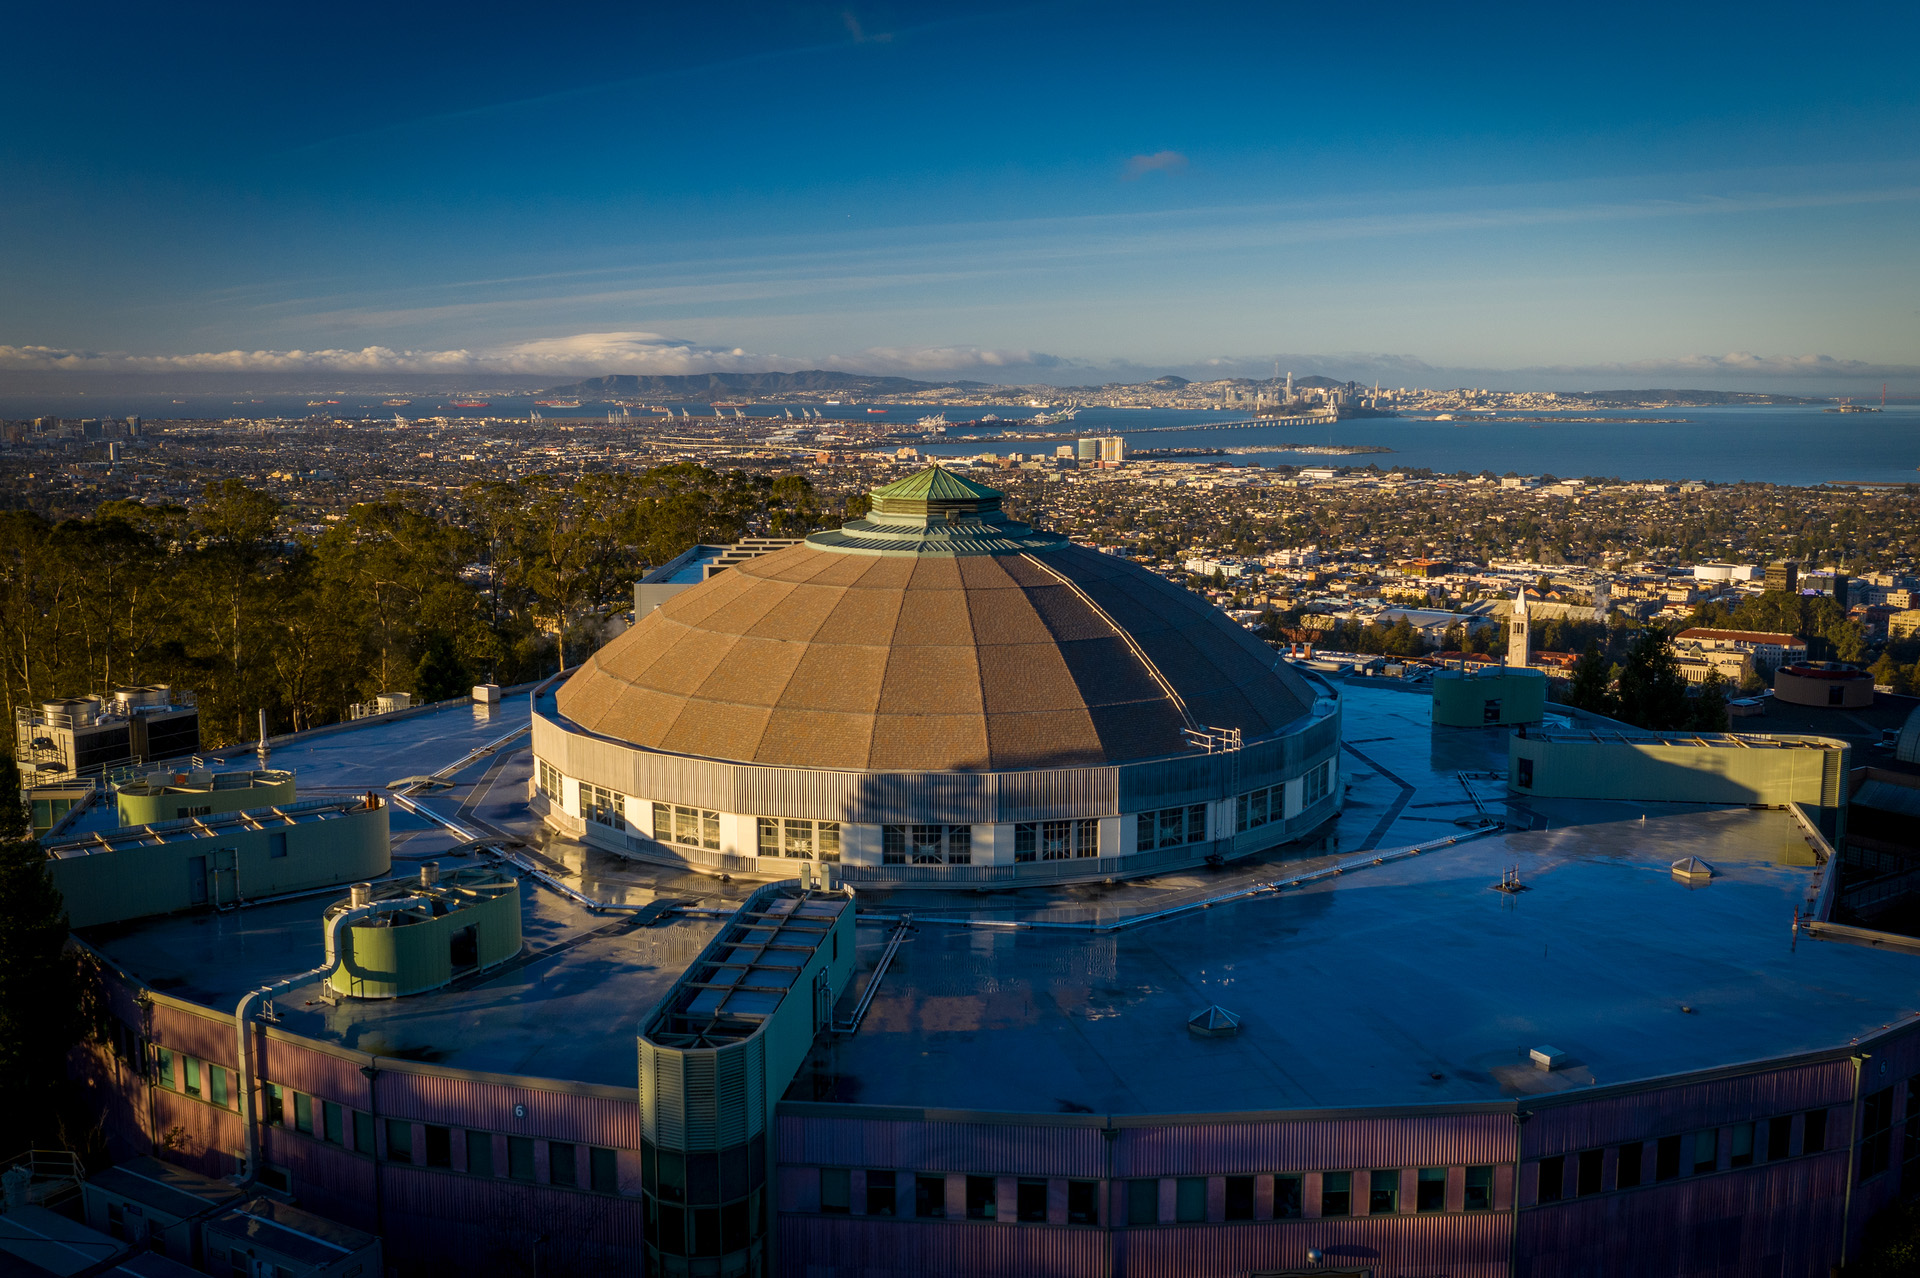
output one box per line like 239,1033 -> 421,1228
1671,856 -> 1714,884
1530,1045 -> 1566,1072
1188,1005 -> 1241,1038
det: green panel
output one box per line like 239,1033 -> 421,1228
1509,733 -> 1850,814
327,876 -> 521,999
47,803 -> 390,928
1432,668 -> 1548,726
115,770 -> 297,827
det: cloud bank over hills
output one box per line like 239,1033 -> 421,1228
0,332 -> 1911,394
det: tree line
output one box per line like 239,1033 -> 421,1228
0,464 -> 834,749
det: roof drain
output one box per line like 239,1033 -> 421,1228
1018,552 -> 1198,733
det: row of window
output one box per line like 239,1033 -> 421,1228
806,1167 -> 1497,1223
154,1049 -> 235,1109
1138,804 -> 1209,851
1014,819 -> 1100,862
883,824 -> 971,865
583,783 -> 626,831
260,1082 -> 618,1193
1233,759 -> 1334,833
660,803 -> 722,850
759,817 -> 842,861
1534,1109 -> 1831,1204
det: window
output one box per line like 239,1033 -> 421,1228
820,1168 -> 850,1214
1174,1177 -> 1204,1223
915,1175 -> 946,1219
1692,1130 -> 1717,1175
508,1136 -> 535,1181
1730,1122 -> 1755,1170
818,822 -> 841,863
1369,1169 -> 1398,1214
1482,698 -> 1503,725
386,1120 -> 412,1164
467,1132 -> 494,1177
1576,1149 -> 1603,1196
1767,1115 -> 1794,1162
1536,1156 -> 1564,1203
536,758 -> 563,797
1224,1175 -> 1255,1221
208,1067 -> 229,1109
1321,1171 -> 1351,1217
353,1111 -> 375,1155
759,817 -> 780,857
590,1147 -> 617,1194
867,1170 -> 897,1217
1015,824 -> 1036,862
1068,1180 -> 1099,1225
424,1125 -> 452,1169
882,824 -> 972,865
751,817 -> 842,861
784,819 -> 813,860
964,1175 -> 996,1219
1617,1141 -> 1644,1188
1416,1168 -> 1445,1212
1138,805 -> 1206,850
1274,1174 -> 1303,1218
1125,1179 -> 1156,1225
1805,1109 -> 1828,1154
155,1048 -> 174,1089
550,1142 -> 578,1187
262,1083 -> 283,1125
1655,1134 -> 1682,1181
183,1057 -> 201,1097
1018,1178 -> 1048,1223
1463,1166 -> 1493,1212
1862,1088 -> 1894,1179
652,802 -> 717,849
268,832 -> 287,859
1236,785 -> 1276,832
1303,759 -> 1333,806
322,1102 -> 343,1144
292,1091 -> 312,1134
1517,757 -> 1534,788
582,784 -> 625,830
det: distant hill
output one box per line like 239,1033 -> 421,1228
536,371 -> 986,402
1555,389 -> 1825,406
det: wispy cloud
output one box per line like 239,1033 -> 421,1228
1122,150 -> 1188,180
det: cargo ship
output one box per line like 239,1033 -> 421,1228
535,399 -> 581,408
382,399 -> 412,406
450,401 -> 490,409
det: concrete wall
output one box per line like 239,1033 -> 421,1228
47,802 -> 390,928
1433,668 -> 1547,727
1508,733 -> 1848,813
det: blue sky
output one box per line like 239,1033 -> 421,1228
4,0 -> 1918,389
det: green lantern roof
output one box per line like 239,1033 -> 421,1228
806,463 -> 1064,557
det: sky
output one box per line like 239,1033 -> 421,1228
4,0 -> 1919,392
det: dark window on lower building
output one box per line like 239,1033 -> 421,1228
1576,1149 -> 1603,1196
1517,757 -> 1534,787
1126,1179 -> 1157,1225
424,1124 -> 452,1169
820,1168 -> 850,1214
550,1141 -> 578,1187
1416,1168 -> 1445,1211
1536,1156 -> 1564,1203
1321,1171 -> 1351,1217
866,1170 -> 897,1217
353,1111 -> 375,1156
1655,1135 -> 1682,1181
916,1175 -> 946,1218
385,1120 -> 412,1164
507,1136 -> 535,1182
686,1151 -> 719,1203
656,1149 -> 684,1202
690,1207 -> 721,1257
591,1147 -> 618,1194
1274,1174 -> 1303,1219
1805,1109 -> 1829,1154
721,1199 -> 749,1252
1464,1166 -> 1492,1211
1692,1131 -> 1717,1174
1730,1122 -> 1755,1169
1223,1175 -> 1255,1221
966,1175 -> 996,1220
1174,1178 -> 1204,1223
658,1204 -> 685,1257
1369,1169 -> 1398,1214
321,1102 -> 343,1145
1068,1179 -> 1099,1225
1018,1178 -> 1048,1223
720,1144 -> 747,1201
1862,1088 -> 1894,1179
467,1132 -> 494,1177
1616,1141 -> 1644,1189
1767,1115 -> 1794,1161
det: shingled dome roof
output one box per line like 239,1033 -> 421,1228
555,466 -> 1316,771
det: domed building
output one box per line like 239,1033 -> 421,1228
531,466 -> 1341,884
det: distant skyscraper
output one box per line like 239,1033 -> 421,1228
1099,436 -> 1125,462
1508,588 -> 1531,669
1765,560 -> 1799,593
1076,438 -> 1099,460
1592,578 -> 1610,624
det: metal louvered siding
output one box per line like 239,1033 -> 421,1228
1522,1056 -> 1864,1155
1114,1114 -> 1516,1176
779,1215 -> 1108,1276
642,1042 -> 685,1147
1113,1216 -> 1510,1278
374,1068 -> 642,1149
684,1051 -> 718,1147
